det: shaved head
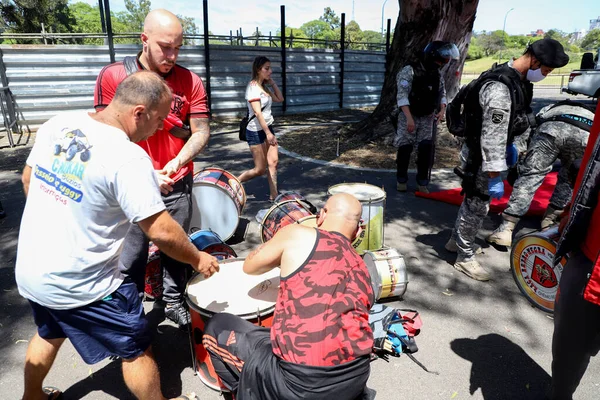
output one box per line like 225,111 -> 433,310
324,194 -> 362,225
143,9 -> 183,36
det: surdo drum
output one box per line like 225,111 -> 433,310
510,226 -> 568,313
185,258 -> 279,391
327,183 -> 386,254
274,191 -> 318,214
363,248 -> 408,300
260,200 -> 318,243
190,168 -> 246,241
144,242 -> 163,300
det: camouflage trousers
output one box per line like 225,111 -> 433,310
451,169 -> 491,261
504,132 -> 586,217
392,113 -> 435,147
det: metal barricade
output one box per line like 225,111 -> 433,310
0,86 -> 28,148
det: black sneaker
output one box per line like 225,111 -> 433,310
164,302 -> 191,327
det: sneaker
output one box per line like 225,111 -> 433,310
453,259 -> 491,281
165,302 -> 191,327
416,185 -> 429,194
397,182 -> 407,192
444,238 -> 483,254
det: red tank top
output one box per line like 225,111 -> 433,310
270,229 -> 374,366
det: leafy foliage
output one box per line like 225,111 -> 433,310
581,29 -> 600,51
0,0 -> 75,43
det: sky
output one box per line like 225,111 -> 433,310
79,0 -> 600,36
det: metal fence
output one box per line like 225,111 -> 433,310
0,44 -> 386,128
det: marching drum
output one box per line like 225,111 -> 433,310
260,199 -> 317,243
189,230 -> 237,260
274,191 -> 318,214
363,248 -> 408,300
186,258 -> 279,391
190,168 -> 246,241
510,226 -> 568,313
327,183 -> 386,254
144,242 -> 162,300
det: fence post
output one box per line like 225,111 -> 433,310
103,0 -> 116,63
340,13 -> 346,109
0,48 -> 18,134
255,27 -> 259,46
280,5 -> 287,113
202,0 -> 212,111
386,19 -> 391,53
240,27 -> 244,46
230,30 -> 233,45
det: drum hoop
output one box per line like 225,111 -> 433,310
326,183 -> 387,202
193,167 -> 247,209
185,257 -> 278,319
192,181 -> 242,212
260,199 -> 314,236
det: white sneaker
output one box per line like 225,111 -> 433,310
397,182 -> 407,192
416,185 -> 429,194
454,259 -> 491,281
444,238 -> 483,255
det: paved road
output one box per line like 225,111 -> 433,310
0,92 -> 598,399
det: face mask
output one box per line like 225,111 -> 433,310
526,69 -> 546,82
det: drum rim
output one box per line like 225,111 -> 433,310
185,258 -> 278,318
190,184 -> 241,241
326,183 -> 387,202
260,199 -> 315,242
194,167 -> 247,207
510,232 -> 566,314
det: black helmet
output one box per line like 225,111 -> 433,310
528,38 -> 569,68
424,41 -> 460,65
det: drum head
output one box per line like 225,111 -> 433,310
260,200 -> 314,243
190,184 -> 240,241
327,183 -> 386,202
510,228 -> 566,313
186,259 -> 279,319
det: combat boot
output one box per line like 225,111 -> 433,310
541,205 -> 563,230
454,258 -> 490,281
444,238 -> 483,254
486,214 -> 519,247
397,182 -> 407,192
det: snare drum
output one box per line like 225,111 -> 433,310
328,183 -> 386,254
274,191 -> 318,214
144,242 -> 162,300
189,230 -> 237,260
186,258 -> 279,391
363,248 -> 408,300
510,226 -> 568,313
190,168 -> 246,241
260,200 -> 316,243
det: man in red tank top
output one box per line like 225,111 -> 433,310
203,193 -> 374,400
94,9 -> 210,327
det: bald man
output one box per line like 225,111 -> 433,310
17,71 -> 217,400
203,193 -> 374,400
94,9 -> 211,327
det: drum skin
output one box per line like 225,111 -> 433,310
185,259 -> 279,391
510,226 -> 568,313
260,200 -> 315,243
363,248 -> 408,300
190,168 -> 246,241
327,183 -> 386,254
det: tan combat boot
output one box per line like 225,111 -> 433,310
541,205 -> 563,230
454,258 -> 491,281
486,214 -> 519,247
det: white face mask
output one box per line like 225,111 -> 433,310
527,69 -> 546,82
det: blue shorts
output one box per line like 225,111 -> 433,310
29,281 -> 151,364
246,126 -> 275,146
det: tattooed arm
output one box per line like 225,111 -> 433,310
159,117 -> 210,177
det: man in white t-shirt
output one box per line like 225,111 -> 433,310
16,71 -> 217,400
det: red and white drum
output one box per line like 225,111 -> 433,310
185,258 -> 279,391
190,168 -> 246,241
510,226 -> 568,313
260,199 -> 317,243
363,248 -> 408,300
274,191 -> 318,214
145,242 -> 163,300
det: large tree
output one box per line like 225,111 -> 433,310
0,0 -> 75,43
350,0 -> 479,140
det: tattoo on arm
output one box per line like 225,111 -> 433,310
247,243 -> 267,261
176,118 -> 210,165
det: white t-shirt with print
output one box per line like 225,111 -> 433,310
246,81 -> 274,132
16,111 -> 166,310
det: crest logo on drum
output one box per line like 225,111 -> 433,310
531,256 -> 558,288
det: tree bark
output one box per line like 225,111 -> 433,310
350,0 -> 479,140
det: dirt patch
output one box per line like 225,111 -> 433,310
269,108 -> 462,169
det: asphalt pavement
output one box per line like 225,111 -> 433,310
0,91 -> 598,399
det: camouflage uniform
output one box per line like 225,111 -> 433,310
504,104 -> 593,217
394,65 -> 446,185
450,80 -> 512,261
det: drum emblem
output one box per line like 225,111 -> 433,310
531,256 -> 558,288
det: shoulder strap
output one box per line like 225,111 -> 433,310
123,56 -> 140,76
540,114 -> 594,132
247,104 -> 267,123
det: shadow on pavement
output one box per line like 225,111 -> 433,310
451,333 -> 551,399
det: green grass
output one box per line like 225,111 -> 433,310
463,56 -> 582,75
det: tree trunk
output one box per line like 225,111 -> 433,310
350,0 -> 479,140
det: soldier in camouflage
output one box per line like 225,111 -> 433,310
486,102 -> 595,247
445,38 -> 570,281
394,41 -> 459,193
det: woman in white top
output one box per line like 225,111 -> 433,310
238,56 -> 284,201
